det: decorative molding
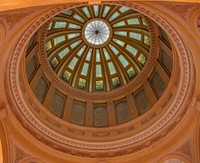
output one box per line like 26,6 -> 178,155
154,2 -> 196,21
97,160 -> 108,163
0,10 -> 34,30
12,143 -> 30,163
198,16 -> 200,35
197,17 -> 200,27
0,102 -> 8,120
174,136 -> 193,161
5,1 -> 195,158
192,96 -> 200,112
11,139 -> 46,163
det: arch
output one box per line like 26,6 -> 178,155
0,122 -> 9,163
158,153 -> 191,163
194,117 -> 200,162
20,158 -> 46,163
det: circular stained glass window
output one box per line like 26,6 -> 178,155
84,19 -> 110,46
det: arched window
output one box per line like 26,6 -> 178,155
158,154 -> 191,163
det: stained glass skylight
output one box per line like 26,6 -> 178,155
108,62 -> 116,75
45,4 -> 151,92
54,22 -> 67,28
81,63 -> 89,76
54,35 -> 65,45
84,20 -> 110,46
62,70 -> 71,83
82,7 -> 91,18
68,33 -> 80,39
103,6 -> 110,17
58,47 -> 70,59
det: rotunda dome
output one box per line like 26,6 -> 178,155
12,2 -> 186,158
45,5 -> 151,92
22,4 -> 175,132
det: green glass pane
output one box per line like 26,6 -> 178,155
77,45 -> 86,57
141,17 -> 147,26
119,7 -> 130,13
144,35 -> 150,46
78,78 -> 86,90
96,64 -> 102,77
54,35 -> 65,45
129,32 -> 142,41
114,31 -> 127,36
108,62 -> 116,75
68,33 -> 80,39
126,45 -> 137,56
109,12 -> 120,21
73,14 -> 84,22
113,38 -> 125,47
86,48 -> 92,61
46,41 -> 52,51
95,80 -> 104,91
127,18 -> 140,25
82,7 -> 91,18
62,70 -> 71,83
127,67 -> 136,80
54,22 -> 67,28
118,55 -> 129,67
103,6 -> 110,17
113,21 -> 126,27
70,40 -> 82,49
93,5 -> 99,17
62,10 -> 73,16
109,44 -> 119,55
58,47 -> 70,59
69,23 -> 81,29
81,63 -> 89,76
96,49 -> 100,62
112,77 -> 121,89
103,48 -> 110,60
50,57 -> 59,69
68,57 -> 78,70
138,53 -> 147,66
48,22 -> 53,31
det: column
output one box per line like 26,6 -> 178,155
62,96 -> 73,122
85,101 -> 93,127
126,93 -> 139,119
107,101 -> 116,126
